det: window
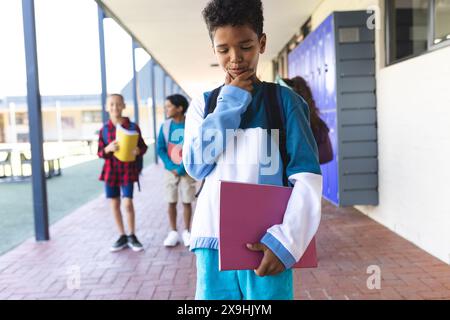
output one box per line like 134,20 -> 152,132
61,116 -> 75,129
15,112 -> 29,125
82,111 -> 102,123
386,0 -> 450,64
387,0 -> 430,63
433,0 -> 450,45
17,133 -> 29,143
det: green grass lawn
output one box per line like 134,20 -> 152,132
0,145 -> 155,255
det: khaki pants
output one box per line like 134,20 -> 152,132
165,171 -> 197,204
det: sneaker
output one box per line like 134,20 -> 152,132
127,234 -> 144,252
110,235 -> 128,252
181,230 -> 191,247
163,230 -> 180,247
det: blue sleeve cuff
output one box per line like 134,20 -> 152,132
260,232 -> 296,270
220,84 -> 251,96
217,85 -> 252,109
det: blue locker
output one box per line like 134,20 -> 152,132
287,11 -> 378,206
321,15 -> 339,204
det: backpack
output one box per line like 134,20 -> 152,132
313,117 -> 333,165
276,76 -> 333,164
194,82 -> 290,198
102,122 -> 143,191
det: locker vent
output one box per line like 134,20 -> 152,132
339,27 -> 360,43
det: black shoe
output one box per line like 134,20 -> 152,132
110,235 -> 128,252
127,234 -> 144,252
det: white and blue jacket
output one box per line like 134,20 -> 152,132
182,82 -> 323,269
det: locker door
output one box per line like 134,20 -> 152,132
293,47 -> 299,78
322,15 -> 339,205
302,39 -> 311,82
296,44 -> 303,78
310,34 -> 318,98
330,16 -> 339,205
314,32 -> 321,103
321,109 -> 338,204
287,47 -> 296,78
317,29 -> 325,111
323,14 -> 337,112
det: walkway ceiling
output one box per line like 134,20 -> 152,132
98,0 -> 322,97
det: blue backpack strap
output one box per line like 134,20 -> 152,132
102,124 -> 109,144
204,85 -> 224,118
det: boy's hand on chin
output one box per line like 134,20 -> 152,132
246,243 -> 286,277
225,69 -> 255,93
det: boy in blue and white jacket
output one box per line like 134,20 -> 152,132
157,94 -> 197,248
183,0 -> 323,300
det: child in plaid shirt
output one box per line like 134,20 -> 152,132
98,94 -> 148,252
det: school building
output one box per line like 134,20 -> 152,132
0,0 -> 449,300
0,59 -> 185,144
95,0 -> 450,265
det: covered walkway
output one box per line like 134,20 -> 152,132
0,165 -> 449,300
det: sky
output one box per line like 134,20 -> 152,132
0,0 -> 150,98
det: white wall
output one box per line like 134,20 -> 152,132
258,60 -> 275,82
310,0 -> 450,264
357,46 -> 450,264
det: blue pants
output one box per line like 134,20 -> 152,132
105,183 -> 134,199
194,248 -> 293,300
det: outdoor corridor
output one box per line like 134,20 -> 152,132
0,164 -> 449,300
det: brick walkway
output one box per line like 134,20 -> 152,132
0,164 -> 449,300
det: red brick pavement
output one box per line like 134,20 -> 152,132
0,164 -> 449,300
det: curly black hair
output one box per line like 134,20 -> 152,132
166,94 -> 189,114
202,0 -> 264,41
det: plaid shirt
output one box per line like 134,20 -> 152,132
98,117 -> 148,186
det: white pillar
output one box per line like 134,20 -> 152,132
8,102 -> 17,144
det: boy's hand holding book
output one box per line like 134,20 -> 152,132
105,141 -> 119,154
132,147 -> 140,156
246,243 -> 285,277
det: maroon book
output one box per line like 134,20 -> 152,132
219,180 -> 318,271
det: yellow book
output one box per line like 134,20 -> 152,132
114,124 -> 139,162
